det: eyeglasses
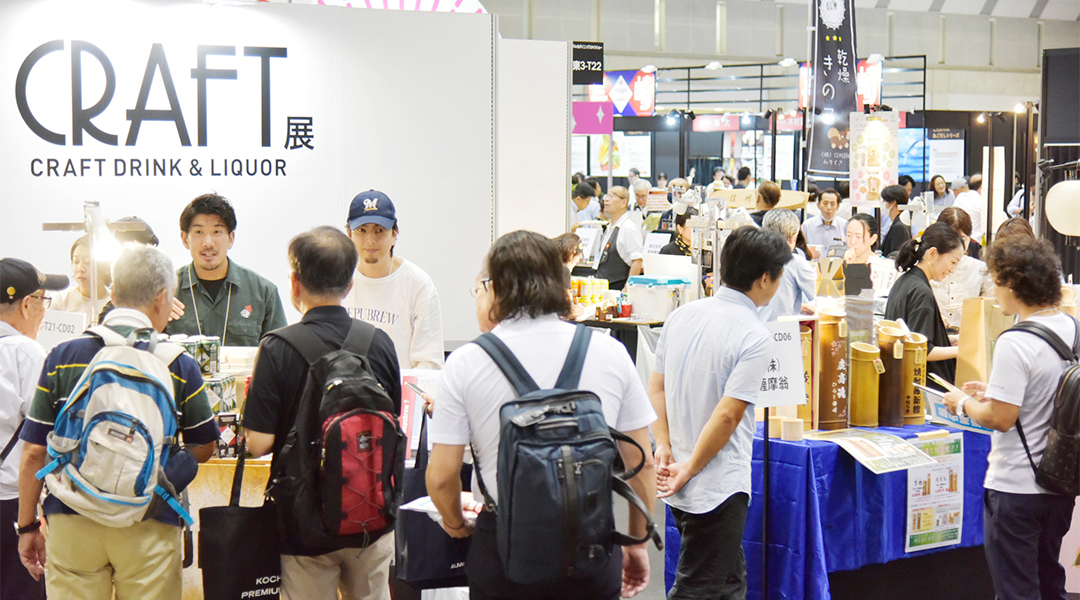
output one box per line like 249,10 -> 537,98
469,278 -> 491,298
29,294 -> 51,308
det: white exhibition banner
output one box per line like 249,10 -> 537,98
37,309 -> 87,352
755,320 -> 806,408
906,432 -> 964,552
0,0 -> 504,346
849,112 -> 900,208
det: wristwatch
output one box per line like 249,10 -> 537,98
14,519 -> 41,535
956,397 -> 967,418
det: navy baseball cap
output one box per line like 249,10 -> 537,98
0,258 -> 69,304
348,190 -> 397,231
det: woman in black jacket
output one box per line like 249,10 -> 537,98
884,222 -> 965,388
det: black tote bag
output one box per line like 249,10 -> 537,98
394,415 -> 472,590
199,441 -> 282,600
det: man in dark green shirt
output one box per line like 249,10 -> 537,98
166,193 -> 286,347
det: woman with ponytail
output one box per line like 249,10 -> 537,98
885,221 -> 966,389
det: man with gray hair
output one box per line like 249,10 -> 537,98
17,244 -> 218,600
762,209 -> 817,320
631,179 -> 652,213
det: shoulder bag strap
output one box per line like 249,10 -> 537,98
1015,420 -> 1039,478
0,420 -> 25,466
472,333 -> 540,397
470,444 -> 497,514
553,324 -> 592,390
611,477 -> 664,550
341,319 -> 377,357
269,324 -> 332,366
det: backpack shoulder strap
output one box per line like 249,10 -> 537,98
1007,320 -> 1077,362
473,333 -> 540,396
554,324 -> 592,390
87,325 -> 128,347
269,324 -> 332,366
341,320 -> 376,357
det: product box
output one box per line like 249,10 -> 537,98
204,373 -> 237,414
216,412 -> 240,458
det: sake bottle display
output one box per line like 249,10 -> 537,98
849,342 -> 882,428
818,309 -> 848,431
876,326 -> 906,427
902,332 -> 928,425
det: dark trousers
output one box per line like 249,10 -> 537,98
983,489 -> 1075,600
669,493 -> 749,600
466,511 -> 622,600
1,498 -> 46,600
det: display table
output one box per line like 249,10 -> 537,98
663,424 -> 991,600
181,457 -> 272,600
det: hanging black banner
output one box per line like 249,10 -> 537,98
807,0 -> 859,178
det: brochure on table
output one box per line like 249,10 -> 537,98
905,432 -> 964,552
805,428 -> 937,474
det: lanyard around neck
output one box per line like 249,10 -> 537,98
188,263 -> 231,346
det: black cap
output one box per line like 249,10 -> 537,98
0,258 -> 69,304
113,216 -> 159,246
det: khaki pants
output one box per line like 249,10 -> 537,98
45,513 -> 181,600
281,533 -> 393,600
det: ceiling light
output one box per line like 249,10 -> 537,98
821,112 -> 836,125
741,112 -> 752,124
976,113 -> 985,124
778,58 -> 797,68
867,53 -> 885,64
705,61 -> 722,70
1015,102 -> 1027,114
641,64 -> 657,73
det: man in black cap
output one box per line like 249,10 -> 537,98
0,258 -> 67,600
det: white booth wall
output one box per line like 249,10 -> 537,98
0,0 -> 569,347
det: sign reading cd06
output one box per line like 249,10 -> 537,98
15,40 -> 287,147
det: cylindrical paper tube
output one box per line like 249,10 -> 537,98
799,325 -> 813,431
877,326 -> 906,427
849,342 -> 881,427
903,332 -> 928,425
781,418 -> 804,441
817,309 -> 848,430
768,415 -> 784,438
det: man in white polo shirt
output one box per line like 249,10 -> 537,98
343,190 -> 444,369
649,226 -> 792,599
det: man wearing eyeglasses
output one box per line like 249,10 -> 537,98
0,258 -> 68,600
342,190 -> 444,370
597,186 -> 645,291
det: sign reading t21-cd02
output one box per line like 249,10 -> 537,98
572,41 -> 604,85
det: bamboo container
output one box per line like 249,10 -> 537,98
903,332 -> 928,425
877,326 -> 906,427
799,325 -> 814,431
817,309 -> 848,430
849,342 -> 883,427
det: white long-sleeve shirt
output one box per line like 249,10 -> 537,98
343,259 -> 444,370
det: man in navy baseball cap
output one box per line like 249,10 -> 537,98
348,190 -> 397,231
343,189 -> 444,371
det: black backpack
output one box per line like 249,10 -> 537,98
1007,318 -> 1080,496
471,324 -> 663,585
266,320 -> 406,551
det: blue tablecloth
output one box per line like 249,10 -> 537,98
663,424 -> 992,600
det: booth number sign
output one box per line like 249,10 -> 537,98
572,41 -> 604,85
